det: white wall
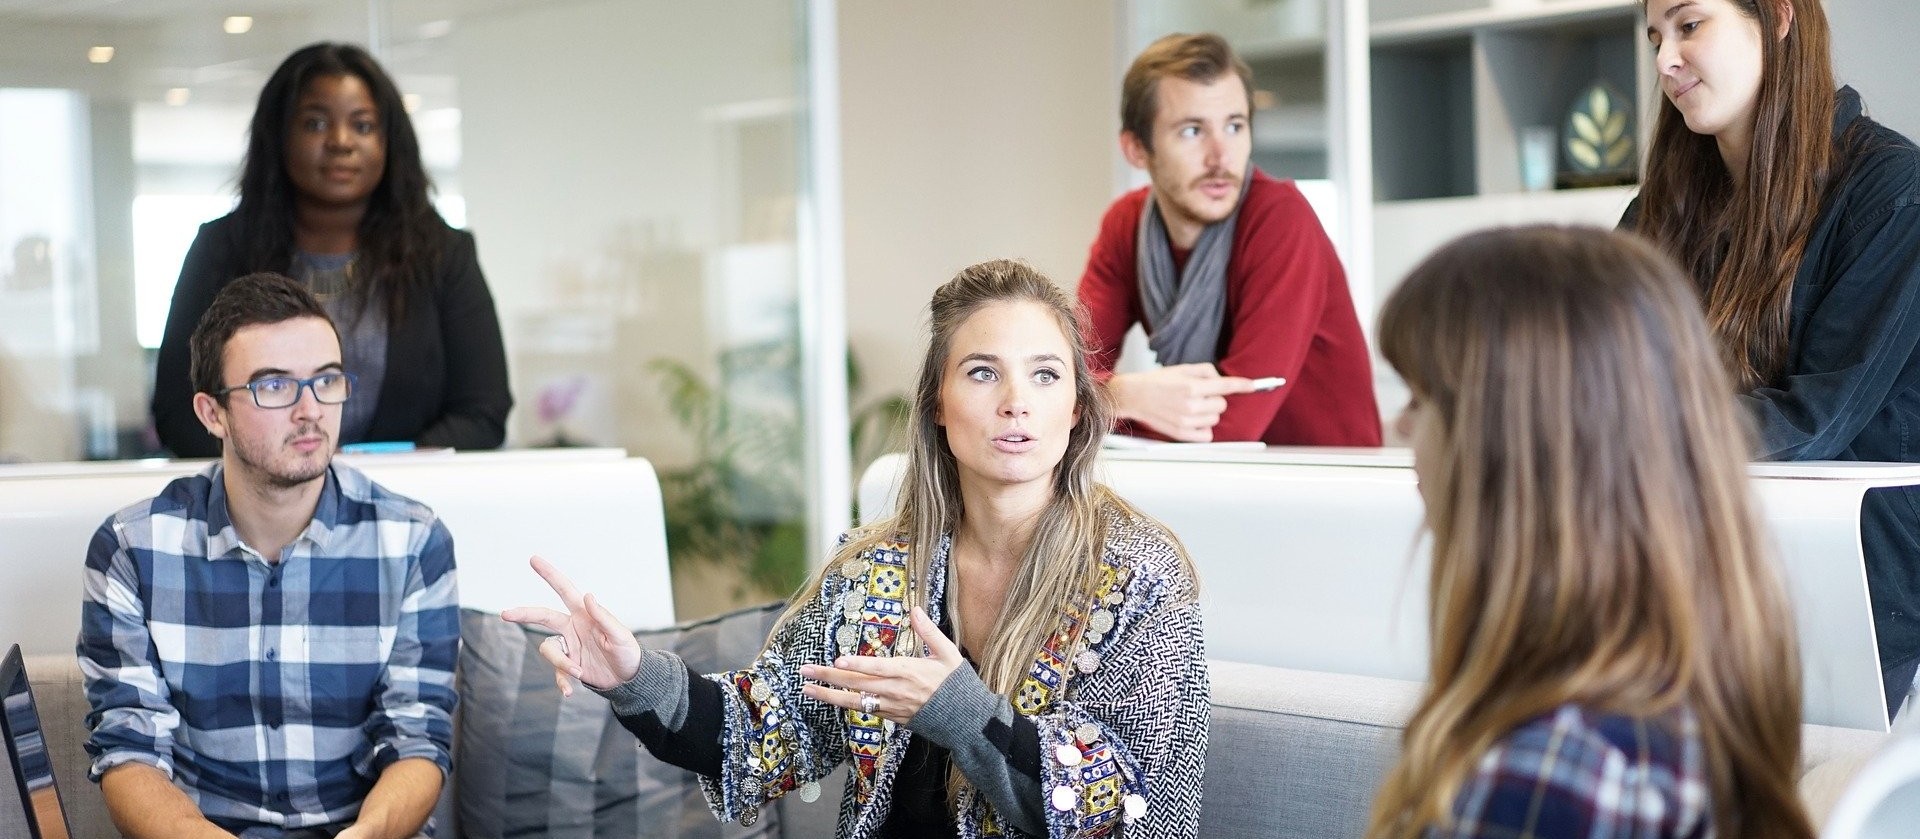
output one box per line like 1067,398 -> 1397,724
838,1 -> 1119,406
449,0 -> 804,461
1826,0 -> 1920,139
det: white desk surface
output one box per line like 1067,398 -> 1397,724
1105,445 -> 1920,483
0,447 -> 630,481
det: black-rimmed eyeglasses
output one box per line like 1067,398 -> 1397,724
214,372 -> 356,409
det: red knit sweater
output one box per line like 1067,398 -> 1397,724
1077,170 -> 1382,446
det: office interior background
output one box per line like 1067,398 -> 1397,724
1,0 -> 1916,617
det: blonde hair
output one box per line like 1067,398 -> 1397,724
1368,227 -> 1811,839
774,259 -> 1195,804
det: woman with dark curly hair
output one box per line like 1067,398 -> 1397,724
152,42 -> 510,457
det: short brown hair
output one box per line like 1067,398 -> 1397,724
1121,32 -> 1254,153
189,272 -> 336,400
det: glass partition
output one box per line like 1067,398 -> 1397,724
0,0 -> 833,618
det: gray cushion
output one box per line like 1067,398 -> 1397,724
1199,661 -> 1418,839
455,604 -> 791,839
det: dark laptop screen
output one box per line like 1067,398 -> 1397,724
1,644 -> 72,839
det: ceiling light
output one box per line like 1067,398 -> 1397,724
165,88 -> 191,106
402,93 -> 422,113
88,45 -> 115,64
223,16 -> 253,34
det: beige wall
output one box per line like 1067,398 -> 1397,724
1828,0 -> 1920,139
838,1 -> 1121,406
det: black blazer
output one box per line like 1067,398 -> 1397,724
1624,86 -> 1920,697
152,213 -> 513,457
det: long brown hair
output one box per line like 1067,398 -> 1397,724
1369,227 -> 1810,839
1632,0 -> 1835,388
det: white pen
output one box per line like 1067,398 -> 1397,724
1250,376 -> 1287,392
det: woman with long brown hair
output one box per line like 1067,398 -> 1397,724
1628,0 -> 1920,717
1368,227 -> 1812,839
506,260 -> 1208,838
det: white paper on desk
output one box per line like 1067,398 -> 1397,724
1102,434 -> 1266,452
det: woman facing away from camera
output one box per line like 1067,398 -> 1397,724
153,41 -> 510,457
1366,227 -> 1814,839
506,259 -> 1208,838
1629,0 -> 1920,715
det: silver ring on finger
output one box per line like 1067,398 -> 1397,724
555,635 -> 570,657
859,691 -> 879,715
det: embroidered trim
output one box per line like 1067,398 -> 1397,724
1013,551 -> 1130,715
839,537 -> 913,802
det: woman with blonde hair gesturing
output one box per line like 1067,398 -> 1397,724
1366,227 -> 1813,839
507,260 -> 1208,838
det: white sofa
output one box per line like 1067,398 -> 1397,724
861,447 -> 1920,732
0,448 -> 676,658
6,651 -> 1893,839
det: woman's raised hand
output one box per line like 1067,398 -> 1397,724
798,607 -> 966,725
500,555 -> 643,696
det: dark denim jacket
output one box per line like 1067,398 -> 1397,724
1627,87 -> 1920,684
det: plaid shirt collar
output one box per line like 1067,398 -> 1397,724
202,462 -> 344,562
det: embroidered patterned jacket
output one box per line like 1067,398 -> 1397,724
696,504 -> 1208,838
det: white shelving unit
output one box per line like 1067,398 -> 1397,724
1371,0 -> 1651,200
1126,0 -> 1654,301
1363,0 -> 1658,353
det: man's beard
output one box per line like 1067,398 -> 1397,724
232,422 -> 331,488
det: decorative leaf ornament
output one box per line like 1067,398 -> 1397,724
1561,81 -> 1637,184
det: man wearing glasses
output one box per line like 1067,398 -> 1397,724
77,273 -> 458,839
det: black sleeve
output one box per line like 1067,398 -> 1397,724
1745,203 -> 1920,459
614,661 -> 726,778
412,229 -> 511,449
983,715 -> 1043,781
151,223 -> 232,458
1617,194 -> 1642,231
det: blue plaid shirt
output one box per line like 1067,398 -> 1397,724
1435,704 -> 1710,839
77,462 -> 459,837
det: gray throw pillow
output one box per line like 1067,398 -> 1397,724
455,604 -> 789,839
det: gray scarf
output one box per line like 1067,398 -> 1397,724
1135,166 -> 1254,365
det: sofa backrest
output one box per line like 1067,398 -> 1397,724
0,449 -> 676,660
860,450 -> 1909,731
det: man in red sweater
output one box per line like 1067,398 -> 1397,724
1080,33 -> 1381,446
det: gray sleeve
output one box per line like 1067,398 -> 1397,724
910,666 -> 1048,836
591,649 -> 692,728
